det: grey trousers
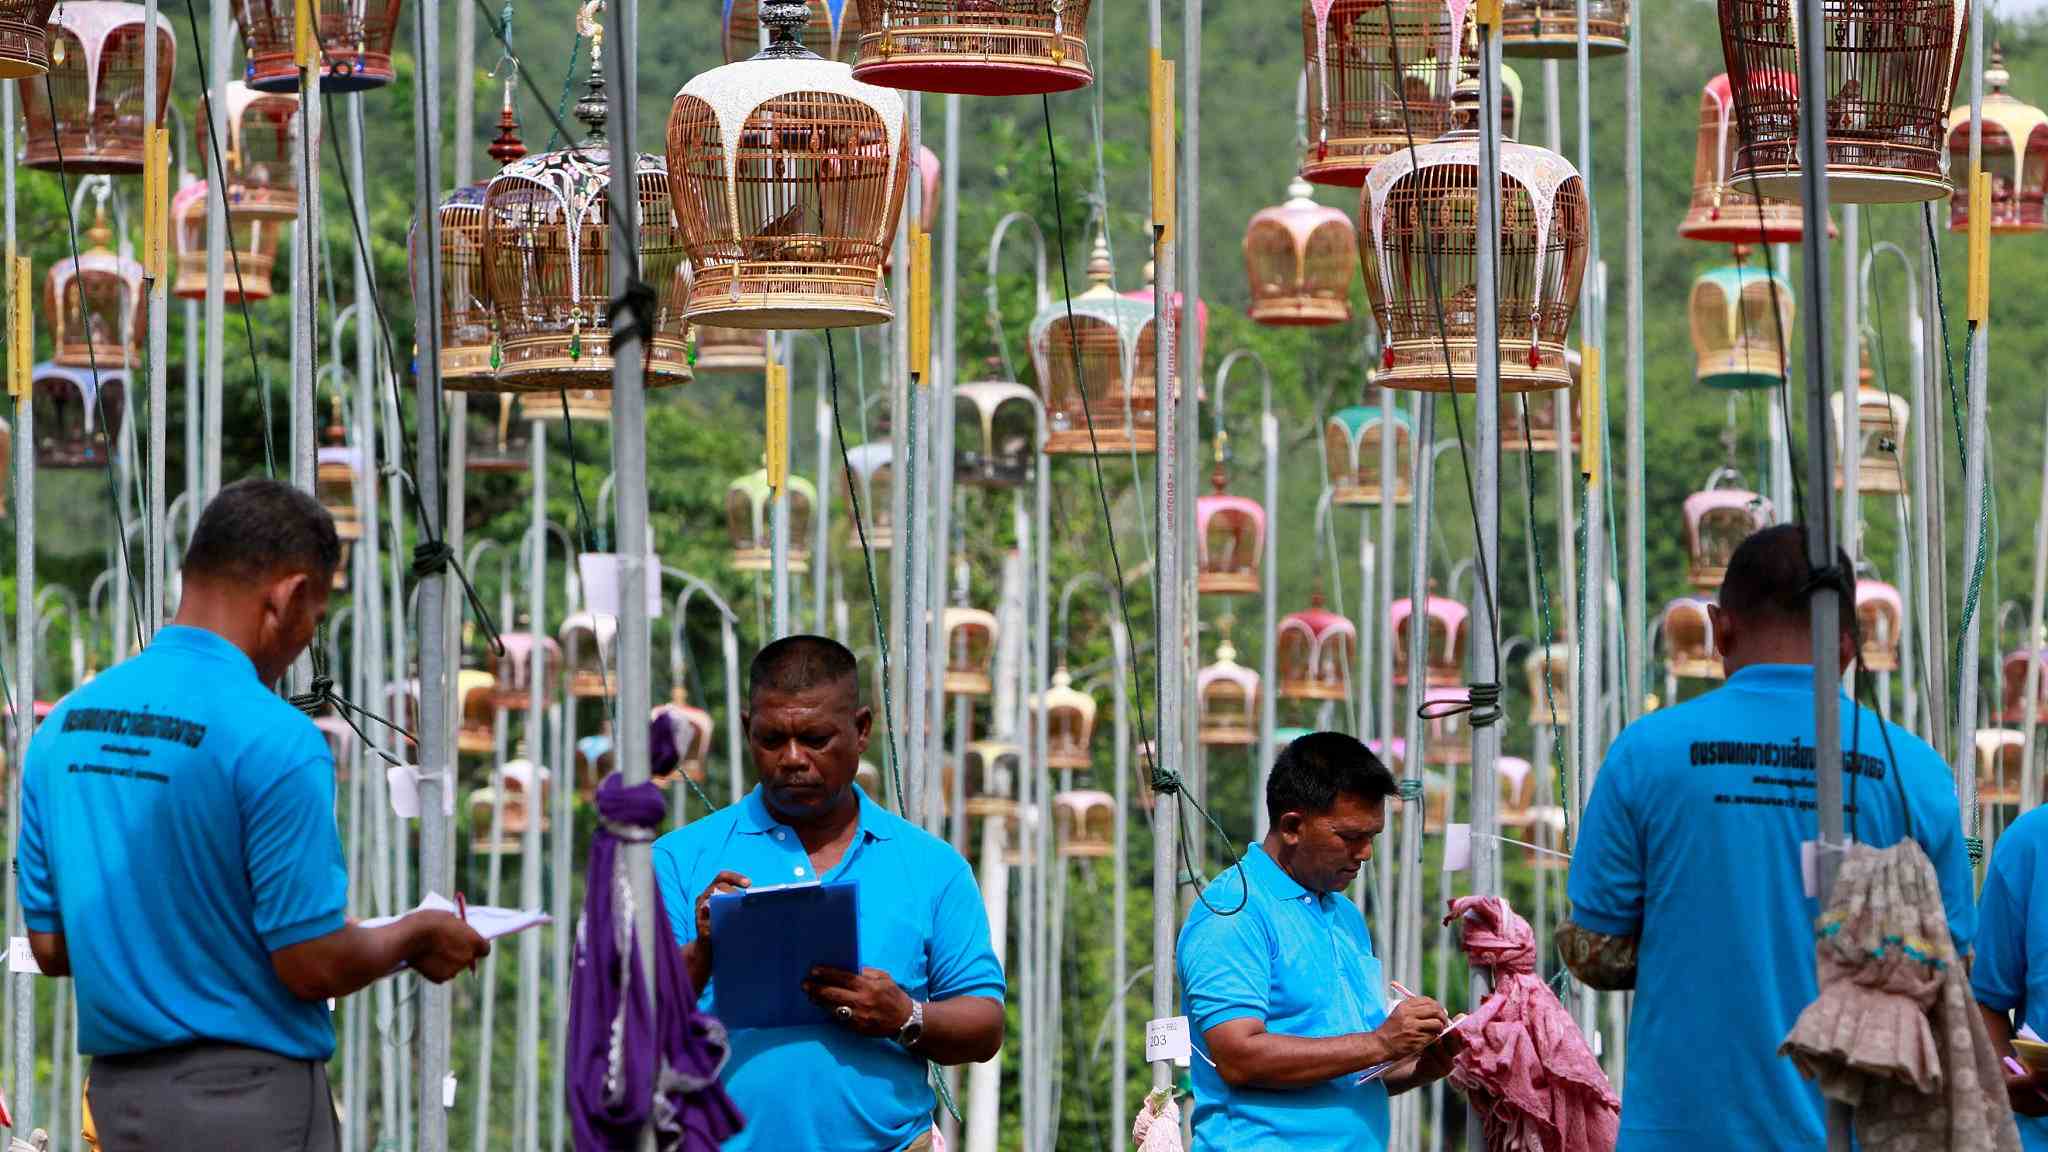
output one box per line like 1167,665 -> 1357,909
88,1042 -> 338,1152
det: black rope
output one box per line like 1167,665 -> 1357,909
606,278 -> 658,355
412,541 -> 506,657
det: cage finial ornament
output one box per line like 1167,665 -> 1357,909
48,193 -> 144,370
1947,43 -> 2047,235
849,0 -> 1093,97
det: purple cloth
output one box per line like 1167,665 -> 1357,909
650,710 -> 680,779
569,773 -> 744,1151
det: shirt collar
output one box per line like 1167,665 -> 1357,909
1243,843 -> 1314,902
738,782 -> 898,842
149,625 -> 258,679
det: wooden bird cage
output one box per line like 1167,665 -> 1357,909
1362,72 -> 1588,393
1392,594 -> 1468,688
1662,597 -> 1722,681
21,3 -> 173,173
1029,232 -> 1158,456
575,733 -> 615,796
233,0 -> 402,92
1196,466 -> 1265,598
1855,580 -> 1903,673
0,0 -> 55,80
171,181 -> 278,303
654,700 -> 716,783
1122,266 -> 1207,382
840,441 -> 894,551
1496,755 -> 1535,830
1691,259 -> 1793,390
1830,384 -> 1909,494
47,208 -> 143,368
1500,0 -> 1626,58
30,363 -> 122,468
1197,640 -> 1259,748
465,393 -> 531,473
1037,666 -> 1097,771
725,0 -> 863,62
849,0 -> 1092,96
483,30 -> 691,390
727,468 -> 817,572
1326,404 -> 1414,507
526,388 -> 614,423
1423,685 -> 1471,766
1977,728 -> 2025,807
468,760 -> 551,853
1301,0 -> 1466,187
953,379 -> 1037,488
696,325 -> 771,373
1244,177 -> 1357,327
559,611 -> 618,699
1053,790 -> 1114,859
1499,351 -> 1580,452
429,184 -> 497,384
456,669 -> 497,757
943,606 -> 998,697
1948,47 -> 2047,234
216,83 -> 298,220
1684,488 -> 1770,590
1679,73 -> 1821,245
670,2 -> 910,330
2003,649 -> 2048,726
315,442 -> 363,542
1276,591 -> 1355,701
489,631 -> 562,709
1717,0 -> 1969,204
964,740 -> 1019,817
1523,640 -> 1572,727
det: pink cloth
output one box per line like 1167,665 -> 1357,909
1443,895 -> 1619,1152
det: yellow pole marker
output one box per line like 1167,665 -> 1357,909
1477,0 -> 1502,27
910,228 -> 932,385
143,127 -> 169,284
1968,169 -> 1991,325
1578,344 -> 1601,481
295,0 -> 317,71
766,358 -> 788,493
1150,53 -> 1175,244
9,256 -> 30,399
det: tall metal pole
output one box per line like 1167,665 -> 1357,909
1953,0 -> 1989,831
1621,5 -> 1644,725
143,0 -> 165,636
441,0 -> 477,884
2022,387 -> 2048,809
6,77 -> 37,1135
1838,207 -> 1861,563
203,0 -> 229,498
517,430 -> 547,1152
1396,400 -> 1436,1152
603,0 -> 659,1142
813,357 -> 831,634
926,93 -> 961,850
409,0 -> 455,1144
903,93 -> 933,830
1108,625 -> 1131,1150
1915,229 -> 1949,759
1259,384 -> 1279,840
771,339 -> 792,638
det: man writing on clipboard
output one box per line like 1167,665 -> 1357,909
652,635 -> 1005,1152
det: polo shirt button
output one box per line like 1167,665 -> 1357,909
773,830 -> 786,841
793,866 -> 806,877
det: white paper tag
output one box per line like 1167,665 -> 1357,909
1593,1029 -> 1605,1058
1444,824 -> 1473,873
1146,1016 -> 1191,1068
387,763 -> 421,819
442,1072 -> 457,1109
6,938 -> 41,976
1801,840 -> 1818,899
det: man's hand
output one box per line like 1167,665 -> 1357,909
1372,995 -> 1451,1063
803,966 -> 914,1038
407,912 -> 490,983
682,871 -> 750,993
1400,1026 -> 1465,1088
2007,1062 -> 2048,1117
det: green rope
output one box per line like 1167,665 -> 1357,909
545,33 -> 584,152
1518,397 -> 1568,808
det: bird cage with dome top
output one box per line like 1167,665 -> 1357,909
1684,487 -> 1771,590
47,199 -> 142,369
1856,580 -> 1903,673
1053,791 -> 1114,859
1663,597 -> 1722,681
233,0 -> 402,91
1029,230 -> 1158,456
1499,350 -> 1580,453
483,4 -> 692,390
1301,0 -> 1467,187
696,326 -> 771,373
725,0 -> 863,62
848,0 -> 1093,96
171,181 -> 278,302
1830,385 -> 1910,495
1326,404 -> 1413,506
1523,640 -> 1572,727
429,92 -> 527,386
1361,60 -> 1588,393
943,605 -> 998,697
489,631 -> 562,708
669,0 -> 910,330
1717,0 -> 1970,204
1276,590 -> 1355,701
214,83 -> 298,220
1392,593 -> 1467,688
1948,46 -> 2047,234
465,394 -> 531,473
1691,257 -> 1793,391
654,700 -> 716,783
841,441 -> 894,550
1244,177 -> 1356,327
727,467 -> 816,572
1035,666 -> 1097,771
530,388 -> 614,423
1678,74 -> 1820,245
1196,464 -> 1264,597
21,2 -> 172,173
1500,0 -> 1626,58
30,362 -> 123,468
1197,631 -> 1259,748
953,378 -> 1037,488
0,0 -> 55,80
1123,260 -> 1205,390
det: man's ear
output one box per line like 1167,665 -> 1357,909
852,705 -> 873,753
1709,603 -> 1734,662
269,571 -> 310,622
1274,810 -> 1305,844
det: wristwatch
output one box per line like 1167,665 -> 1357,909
895,999 -> 926,1049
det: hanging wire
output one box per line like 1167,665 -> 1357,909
825,332 -> 905,809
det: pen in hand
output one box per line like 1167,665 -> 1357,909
457,891 -> 477,981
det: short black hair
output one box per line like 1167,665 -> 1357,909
182,477 -> 341,584
1719,523 -> 1855,635
748,634 -> 860,704
1266,731 -> 1398,824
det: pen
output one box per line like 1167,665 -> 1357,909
457,891 -> 476,981
1390,980 -> 1416,1001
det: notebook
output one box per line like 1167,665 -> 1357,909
709,880 -> 860,1030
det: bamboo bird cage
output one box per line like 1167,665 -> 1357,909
1037,666 -> 1098,772
1053,791 -> 1114,859
21,2 -> 172,173
488,632 -> 563,709
1683,487 -> 1771,590
670,0 -> 911,329
213,82 -> 298,220
560,612 -> 618,699
1830,381 -> 1910,495
654,700 -> 716,783
1392,593 -> 1468,688
953,379 -> 1037,488
1326,404 -> 1414,506
1523,640 -> 1572,727
1196,464 -> 1265,597
943,605 -> 998,697
1662,596 -> 1722,681
848,0 -> 1092,95
1500,348 -> 1580,452
47,205 -> 143,369
233,0 -> 402,91
2002,648 -> 2048,726
1244,177 -> 1357,327
1948,45 -> 2047,234
1197,633 -> 1260,748
30,362 -> 123,468
727,467 -> 817,572
172,181 -> 278,302
429,91 -> 527,385
1301,0 -> 1467,187
0,0 -> 55,79
841,441 -> 895,550
1855,580 -> 1903,673
1678,73 -> 1823,244
1500,0 -> 1626,58
1029,231 -> 1159,456
1276,590 -> 1355,701
465,394 -> 531,473
1690,257 -> 1793,391
695,326 -> 772,373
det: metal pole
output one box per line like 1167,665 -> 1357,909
1953,0 -> 1989,831
2022,389 -> 2048,809
440,7 -> 477,885
143,0 -> 165,635
772,337 -> 792,638
1838,207 -> 1861,563
814,359 -> 831,634
1031,417 -> 1051,1149
1259,386 -> 1278,840
1467,0 -> 1504,927
927,92 -> 961,846
1108,625 -> 1130,1150
7,77 -> 37,1132
1621,5 -> 1643,724
1915,227 -> 1949,758
203,0 -> 228,498
517,429 -> 547,1152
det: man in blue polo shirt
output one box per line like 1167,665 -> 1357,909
1972,807 -> 2048,1141
653,635 -> 1005,1152
1178,731 -> 1459,1151
19,479 -> 487,1150
1563,524 -> 1975,1150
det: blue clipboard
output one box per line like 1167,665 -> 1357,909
708,880 -> 860,1030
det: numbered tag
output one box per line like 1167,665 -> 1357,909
1444,824 -> 1473,873
6,937 -> 41,976
1145,1016 -> 1191,1068
442,1073 -> 457,1109
1801,840 -> 1818,899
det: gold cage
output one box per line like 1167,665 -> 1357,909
1500,0 -> 1626,58
727,468 -> 817,572
559,611 -> 618,699
47,205 -> 143,369
21,2 -> 173,173
1717,0 -> 1969,204
1684,488 -> 1771,591
1244,177 -> 1357,327
1662,597 -> 1722,682
695,325 -> 771,373
670,2 -> 910,330
2004,648 -> 2048,726
1691,257 -> 1793,391
841,441 -> 894,550
489,631 -> 563,709
1196,466 -> 1266,597
1948,46 -> 2047,234
1392,594 -> 1468,688
30,362 -> 123,469
1053,790 -> 1115,859
1978,728 -> 2026,807
953,379 -> 1038,488
431,92 -> 527,384
455,668 -> 497,757
942,605 -> 998,697
1276,591 -> 1356,701
1029,231 -> 1159,456
849,0 -> 1092,96
725,0 -> 864,63
1678,73 -> 1822,245
233,0 -> 402,92
214,82 -> 298,220
1830,376 -> 1910,495
1197,638 -> 1260,748
1326,404 -> 1414,506
1523,640 -> 1572,727
315,441 -> 363,541
171,180 -> 278,303
467,759 -> 550,854
1036,666 -> 1098,772
1855,580 -> 1903,674
0,0 -> 54,80
964,740 -> 1019,817
1361,74 -> 1588,393
1301,0 -> 1466,187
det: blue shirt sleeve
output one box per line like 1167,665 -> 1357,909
1179,884 -> 1273,1037
240,731 -> 347,953
925,853 -> 1004,1002
17,746 -> 55,934
1568,730 -> 1645,938
1973,832 -> 2031,1014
